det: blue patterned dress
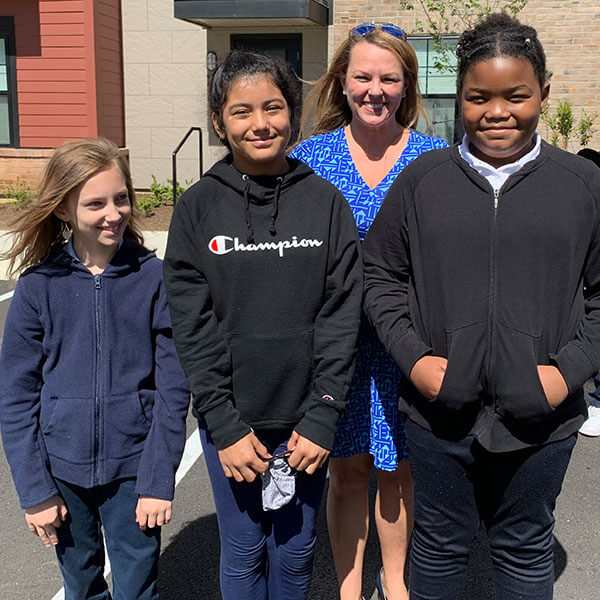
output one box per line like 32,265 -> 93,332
290,127 -> 447,470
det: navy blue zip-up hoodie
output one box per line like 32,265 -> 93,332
0,240 -> 190,509
163,157 -> 362,451
363,142 -> 600,451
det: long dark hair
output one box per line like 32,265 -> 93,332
209,51 -> 302,149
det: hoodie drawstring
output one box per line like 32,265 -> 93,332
269,177 -> 283,237
242,174 -> 255,243
242,174 -> 284,242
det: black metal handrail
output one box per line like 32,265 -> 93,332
172,127 -> 203,206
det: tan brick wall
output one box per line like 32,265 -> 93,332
0,149 -> 54,191
0,148 -> 130,195
332,0 -> 600,150
521,0 -> 600,149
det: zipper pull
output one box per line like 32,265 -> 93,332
493,188 -> 500,210
94,275 -> 101,289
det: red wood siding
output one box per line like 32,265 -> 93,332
94,0 -> 124,146
0,0 -> 124,149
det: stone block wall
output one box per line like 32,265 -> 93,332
121,0 -> 207,189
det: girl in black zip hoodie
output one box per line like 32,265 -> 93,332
363,14 -> 600,600
163,52 -> 362,599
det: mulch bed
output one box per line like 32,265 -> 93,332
0,200 -> 174,232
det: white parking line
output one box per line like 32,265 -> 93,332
175,426 -> 202,486
50,427 -> 203,600
0,290 -> 14,302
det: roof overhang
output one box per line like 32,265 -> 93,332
174,0 -> 329,28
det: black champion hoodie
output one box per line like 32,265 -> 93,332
163,157 -> 362,450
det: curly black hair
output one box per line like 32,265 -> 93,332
209,51 -> 301,149
456,12 -> 550,95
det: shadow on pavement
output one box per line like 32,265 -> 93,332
158,511 -> 221,599
157,478 -> 383,600
157,475 -> 568,600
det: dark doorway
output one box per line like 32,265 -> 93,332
231,34 -> 302,77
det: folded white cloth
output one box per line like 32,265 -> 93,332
261,456 -> 296,511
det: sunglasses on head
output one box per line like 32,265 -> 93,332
350,22 -> 406,39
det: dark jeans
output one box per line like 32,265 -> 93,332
200,426 -> 328,600
588,372 -> 600,407
55,478 -> 161,600
406,420 -> 577,600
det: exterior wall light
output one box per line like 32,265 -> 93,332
207,51 -> 217,71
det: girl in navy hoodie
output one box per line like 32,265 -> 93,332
0,137 -> 189,599
164,52 -> 362,600
363,13 -> 600,600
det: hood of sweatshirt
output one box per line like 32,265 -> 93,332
41,238 -> 155,277
203,157 -> 315,242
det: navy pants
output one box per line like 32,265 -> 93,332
588,371 -> 600,407
200,426 -> 328,600
55,478 -> 161,600
406,420 -> 576,600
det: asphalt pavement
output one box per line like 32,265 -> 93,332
0,280 -> 598,599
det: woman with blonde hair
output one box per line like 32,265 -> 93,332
291,23 -> 447,600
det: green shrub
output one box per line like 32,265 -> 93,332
4,177 -> 34,210
543,100 -> 597,150
136,196 -> 156,217
150,175 -> 192,206
577,110 -> 598,147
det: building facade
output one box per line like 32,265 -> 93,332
1,1 -> 597,190
0,0 -> 125,188
122,0 -> 600,188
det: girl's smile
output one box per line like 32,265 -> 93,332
213,74 -> 291,176
460,55 -> 549,168
54,166 -> 131,269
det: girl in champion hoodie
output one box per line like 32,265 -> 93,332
0,138 -> 190,598
163,52 -> 362,599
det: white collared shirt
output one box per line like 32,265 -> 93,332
459,133 -> 541,192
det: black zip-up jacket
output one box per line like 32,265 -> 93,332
163,157 -> 362,451
363,142 -> 600,451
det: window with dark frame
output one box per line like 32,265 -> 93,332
0,16 -> 19,148
409,37 -> 462,145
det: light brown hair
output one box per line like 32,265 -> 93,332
3,137 -> 144,278
296,27 -> 427,142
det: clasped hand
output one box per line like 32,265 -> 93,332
218,431 -> 329,482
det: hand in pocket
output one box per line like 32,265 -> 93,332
410,356 -> 448,400
537,365 -> 568,408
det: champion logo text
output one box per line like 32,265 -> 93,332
208,235 -> 324,258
